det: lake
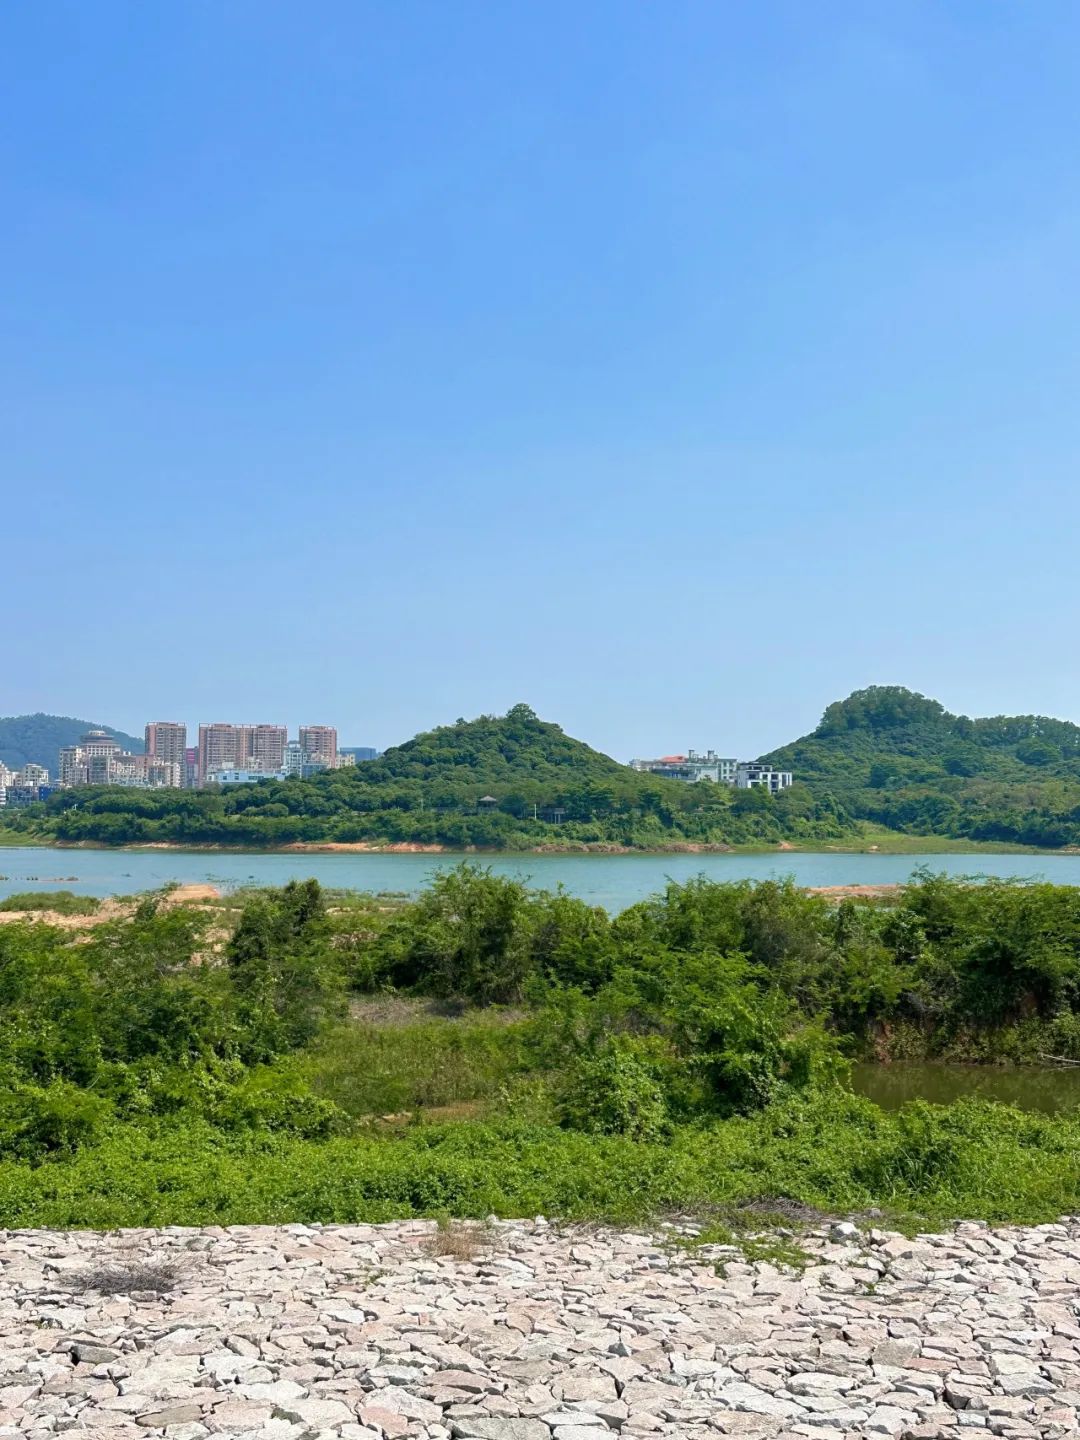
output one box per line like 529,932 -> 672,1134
2,845 -> 1079,911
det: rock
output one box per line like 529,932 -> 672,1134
829,1223 -> 859,1243
0,1218 -> 1076,1440
136,1402 -> 204,1426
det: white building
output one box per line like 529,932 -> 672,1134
629,750 -> 738,784
734,763 -> 793,794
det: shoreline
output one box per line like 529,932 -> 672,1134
3,835 -> 1060,857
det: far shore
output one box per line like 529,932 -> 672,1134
0,833 -> 1061,857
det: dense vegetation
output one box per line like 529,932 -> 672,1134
2,870 -> 1080,1230
5,704 -> 850,849
10,688 -> 1080,851
0,713 -> 142,774
764,685 -> 1080,849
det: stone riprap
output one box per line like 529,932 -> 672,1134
1,1217 -> 1079,1440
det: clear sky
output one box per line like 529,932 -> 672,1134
5,2 -> 1080,759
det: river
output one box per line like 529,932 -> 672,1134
1,845 -> 1078,911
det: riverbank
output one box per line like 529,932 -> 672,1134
0,829 -> 1056,856
3,1215 -> 1078,1440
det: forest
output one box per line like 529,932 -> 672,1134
9,688 -> 1080,850
2,869 -> 1080,1231
3,704 -> 850,849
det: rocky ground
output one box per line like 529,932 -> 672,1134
1,1217 -> 1079,1440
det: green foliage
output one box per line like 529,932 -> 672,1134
0,891 -> 100,914
3,870 -> 1080,1232
227,880 -> 345,1054
0,1092 -> 1077,1230
763,685 -> 1080,849
557,1035 -> 672,1140
19,704 -> 852,850
368,867 -> 614,1002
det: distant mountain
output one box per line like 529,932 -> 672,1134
0,714 -> 143,775
761,685 -> 1080,848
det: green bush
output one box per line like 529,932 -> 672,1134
0,891 -> 100,914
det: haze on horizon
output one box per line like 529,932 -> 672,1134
5,2 -> 1080,760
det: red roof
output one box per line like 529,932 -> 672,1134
659,755 -> 686,763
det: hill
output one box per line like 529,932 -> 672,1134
8,703 -> 847,849
12,689 -> 1080,851
760,685 -> 1080,848
0,714 -> 143,776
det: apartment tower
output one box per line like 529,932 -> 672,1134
197,722 -> 287,785
299,725 -> 338,769
145,721 -> 187,772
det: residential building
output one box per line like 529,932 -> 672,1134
197,723 -> 241,784
629,750 -> 738,784
145,721 -> 187,778
59,735 -> 178,790
247,724 -> 287,774
0,762 -> 51,809
335,752 -> 357,768
734,763 -> 793,794
184,747 -> 198,789
299,725 -> 338,769
59,745 -> 86,786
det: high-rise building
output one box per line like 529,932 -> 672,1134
247,724 -> 287,773
198,723 -> 287,786
59,746 -> 87,786
299,725 -> 338,769
198,723 -> 240,785
145,721 -> 187,777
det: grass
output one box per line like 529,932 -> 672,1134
297,1016 -> 533,1118
0,890 -> 100,914
1,1091 -> 1077,1232
423,1217 -> 496,1260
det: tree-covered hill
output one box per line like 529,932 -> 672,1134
13,689 -> 1080,850
0,714 -> 143,775
10,704 -> 848,849
760,685 -> 1080,848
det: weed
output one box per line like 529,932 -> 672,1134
67,1258 -> 182,1295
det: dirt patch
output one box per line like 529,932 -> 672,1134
806,883 -> 903,901
162,883 -> 222,905
0,883 -> 223,930
283,841 -> 448,853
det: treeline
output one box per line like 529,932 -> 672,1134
4,871 -> 1080,1227
6,706 -> 852,848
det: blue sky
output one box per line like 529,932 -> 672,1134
4,2 -> 1080,757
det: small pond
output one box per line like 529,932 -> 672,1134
851,1062 -> 1080,1114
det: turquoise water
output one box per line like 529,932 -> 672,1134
0,845 -> 1076,911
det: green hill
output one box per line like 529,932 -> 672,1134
0,714 -> 143,776
11,704 -> 847,849
761,685 -> 1080,848
12,689 -> 1080,851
